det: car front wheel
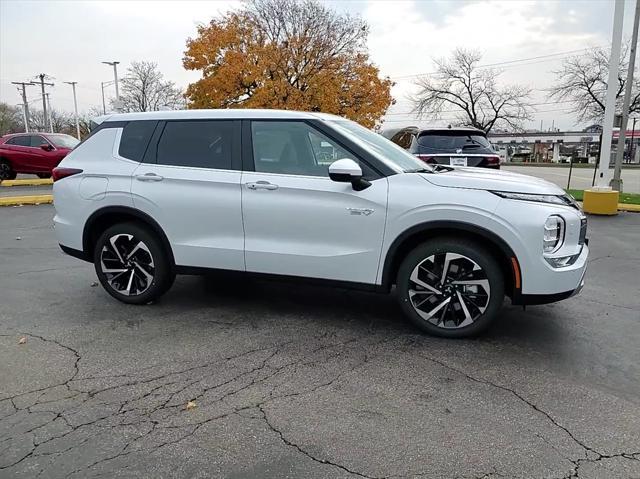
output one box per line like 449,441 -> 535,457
396,238 -> 504,338
93,223 -> 174,304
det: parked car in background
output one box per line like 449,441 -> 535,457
0,132 -> 79,180
384,126 -> 501,169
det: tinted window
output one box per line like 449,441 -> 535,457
156,121 -> 233,169
119,121 -> 157,161
30,135 -> 50,147
251,121 -> 357,177
417,132 -> 492,152
6,136 -> 30,146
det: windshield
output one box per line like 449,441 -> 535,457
328,120 -> 428,173
49,134 -> 80,149
417,132 -> 492,152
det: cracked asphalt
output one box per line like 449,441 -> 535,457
1,205 -> 639,479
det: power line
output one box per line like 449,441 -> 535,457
383,100 -> 576,116
390,46 -> 602,80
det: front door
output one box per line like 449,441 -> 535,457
241,120 -> 388,285
131,119 -> 245,271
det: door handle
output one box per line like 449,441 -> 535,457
135,173 -> 164,182
246,181 -> 278,190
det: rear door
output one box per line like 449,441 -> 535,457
241,120 -> 388,284
3,136 -> 32,171
131,119 -> 245,271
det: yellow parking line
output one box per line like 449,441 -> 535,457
0,178 -> 53,187
0,195 -> 53,206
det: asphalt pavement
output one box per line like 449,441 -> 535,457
0,205 -> 639,479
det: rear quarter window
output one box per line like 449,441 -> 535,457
118,121 -> 158,161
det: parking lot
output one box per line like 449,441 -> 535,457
1,205 -> 639,479
502,165 -> 640,194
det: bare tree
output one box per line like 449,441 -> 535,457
0,102 -> 24,135
28,109 -> 74,133
116,61 -> 185,112
411,48 -> 533,132
549,44 -> 640,123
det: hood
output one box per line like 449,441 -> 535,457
420,166 -> 565,195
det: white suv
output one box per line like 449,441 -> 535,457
53,110 -> 588,337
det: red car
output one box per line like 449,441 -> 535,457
0,132 -> 79,180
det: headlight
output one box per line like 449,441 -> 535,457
492,191 -> 578,208
543,215 -> 565,253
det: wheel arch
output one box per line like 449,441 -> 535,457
83,206 -> 175,268
381,221 -> 521,299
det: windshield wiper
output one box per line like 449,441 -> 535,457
462,144 -> 481,149
405,167 -> 433,173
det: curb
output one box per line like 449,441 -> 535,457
0,178 -> 53,187
618,203 -> 640,213
0,195 -> 53,207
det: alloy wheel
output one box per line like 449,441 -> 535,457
100,234 -> 155,296
408,252 -> 491,329
0,163 -> 11,180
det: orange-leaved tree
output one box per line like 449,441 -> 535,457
183,0 -> 393,128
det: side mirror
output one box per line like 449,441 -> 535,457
328,159 -> 371,191
40,144 -> 53,151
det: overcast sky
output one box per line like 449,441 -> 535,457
0,0 -> 636,131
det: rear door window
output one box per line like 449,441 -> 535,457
417,133 -> 492,152
119,121 -> 157,161
156,120 -> 234,169
6,136 -> 30,146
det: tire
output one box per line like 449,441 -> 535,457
93,222 -> 175,305
37,173 -> 52,179
0,160 -> 16,181
396,237 -> 504,338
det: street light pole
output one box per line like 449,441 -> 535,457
102,61 -> 120,100
610,0 -> 640,191
595,0 -> 625,188
64,81 -> 81,139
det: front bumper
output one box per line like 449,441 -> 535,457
512,243 -> 588,305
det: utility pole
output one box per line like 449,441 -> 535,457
64,81 -> 81,139
45,93 -> 53,133
632,117 -> 638,163
610,0 -> 640,191
11,81 -> 35,132
595,0 -> 625,188
36,74 -> 54,132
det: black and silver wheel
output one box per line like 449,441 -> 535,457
0,160 -> 16,181
397,238 -> 504,338
94,223 -> 174,304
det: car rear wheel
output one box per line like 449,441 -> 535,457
396,238 -> 504,338
0,160 -> 16,181
37,173 -> 52,179
93,223 -> 175,305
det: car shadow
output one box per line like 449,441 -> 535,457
156,272 -> 568,348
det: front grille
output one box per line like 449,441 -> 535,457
579,217 -> 588,245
